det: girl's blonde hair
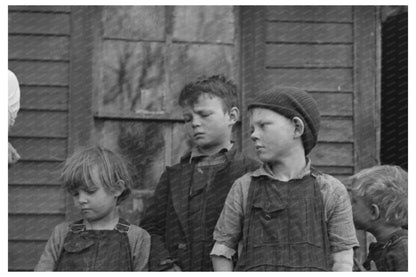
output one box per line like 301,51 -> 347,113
61,145 -> 133,205
347,165 -> 407,227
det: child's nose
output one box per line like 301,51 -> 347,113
191,116 -> 201,127
250,129 -> 259,141
77,191 -> 88,204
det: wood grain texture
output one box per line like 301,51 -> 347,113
9,12 -> 70,35
319,118 -> 353,142
266,6 -> 352,22
353,6 -> 380,170
9,6 -> 71,13
19,86 -> 68,111
311,92 -> 353,116
9,138 -> 67,161
265,68 -> 353,91
9,186 -> 65,214
266,22 -> 353,43
102,6 -> 165,41
265,44 -> 352,68
10,111 -> 67,138
9,35 -> 69,61
8,61 -> 69,86
310,143 -> 353,166
8,161 -> 62,185
8,214 -> 64,241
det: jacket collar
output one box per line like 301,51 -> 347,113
171,144 -> 238,239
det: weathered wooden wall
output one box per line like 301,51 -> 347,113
8,6 -> 71,271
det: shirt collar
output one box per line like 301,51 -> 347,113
251,158 -> 312,181
189,142 -> 234,164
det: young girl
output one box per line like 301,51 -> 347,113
35,145 -> 150,271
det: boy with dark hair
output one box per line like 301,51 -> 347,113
211,87 -> 359,271
140,75 -> 260,271
347,165 -> 408,271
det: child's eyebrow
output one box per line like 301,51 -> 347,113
252,119 -> 270,125
192,107 -> 213,113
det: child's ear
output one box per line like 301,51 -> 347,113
113,180 -> 125,197
292,117 -> 304,138
370,204 -> 381,220
228,107 -> 240,125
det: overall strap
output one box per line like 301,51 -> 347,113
115,218 -> 131,233
69,219 -> 86,233
309,166 -> 321,179
237,176 -> 260,270
311,170 -> 331,270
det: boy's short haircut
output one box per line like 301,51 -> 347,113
348,165 -> 408,227
61,145 -> 133,205
178,75 -> 238,111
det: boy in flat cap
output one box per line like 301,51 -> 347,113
211,87 -> 358,271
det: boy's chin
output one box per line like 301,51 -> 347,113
257,153 -> 273,163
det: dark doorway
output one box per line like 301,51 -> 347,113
380,7 -> 408,170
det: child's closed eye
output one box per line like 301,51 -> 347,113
199,112 -> 212,117
84,188 -> 97,194
183,115 -> 192,122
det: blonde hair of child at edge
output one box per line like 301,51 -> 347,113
348,165 -> 407,227
61,145 -> 133,205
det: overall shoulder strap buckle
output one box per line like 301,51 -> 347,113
310,167 -> 321,179
69,219 -> 86,233
115,218 -> 130,233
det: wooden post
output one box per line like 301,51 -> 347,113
66,6 -> 101,220
353,6 -> 381,264
240,6 -> 265,156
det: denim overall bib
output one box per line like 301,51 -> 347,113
236,169 -> 331,271
56,218 -> 133,271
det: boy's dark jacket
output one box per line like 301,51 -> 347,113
140,147 -> 260,271
364,229 -> 408,271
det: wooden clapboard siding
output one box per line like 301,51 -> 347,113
265,68 -> 353,91
8,6 -> 71,13
9,138 -> 67,161
8,7 -> 71,271
19,86 -> 68,111
9,35 -> 70,61
9,186 -> 65,214
266,6 -> 353,22
9,162 -> 62,185
311,92 -> 353,116
319,118 -> 353,142
10,110 -> 67,138
266,22 -> 353,43
265,44 -> 353,68
8,61 -> 69,86
311,143 -> 354,167
9,214 -> 64,241
8,11 -> 70,35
